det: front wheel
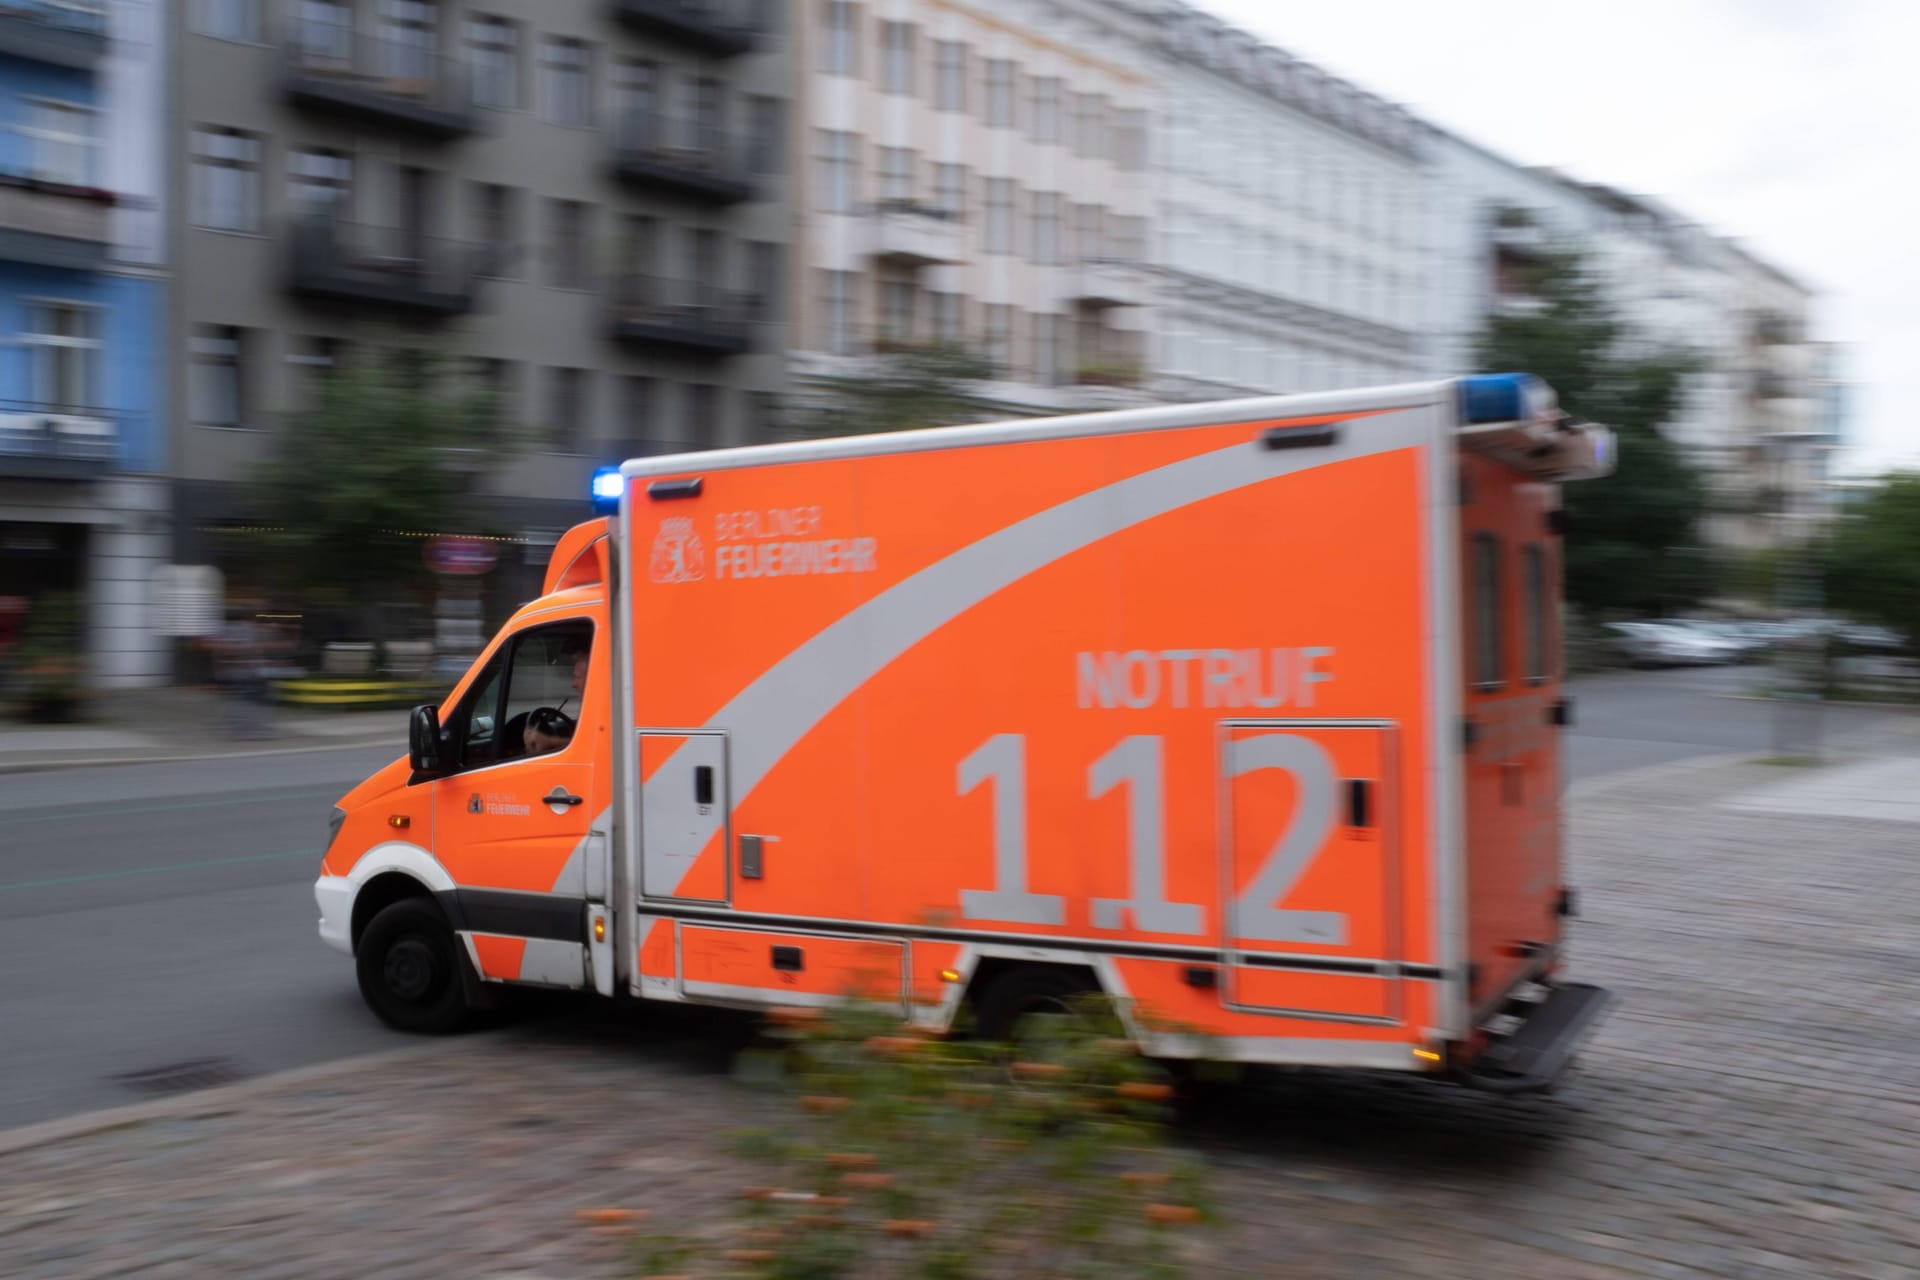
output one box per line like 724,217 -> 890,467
972,967 -> 1105,1049
356,899 -> 470,1034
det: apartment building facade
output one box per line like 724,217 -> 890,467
791,0 -> 1157,416
167,0 -> 792,602
1117,0 -> 1430,400
1,0 -> 171,689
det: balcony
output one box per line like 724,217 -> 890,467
611,0 -> 755,57
286,217 -> 480,316
0,172 -> 112,270
869,201 -> 965,267
0,401 -> 117,479
610,114 -> 753,205
282,25 -> 474,139
0,1 -> 107,69
606,275 -> 752,356
1069,258 -> 1151,309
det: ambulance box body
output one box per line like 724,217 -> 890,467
317,375 -> 1614,1091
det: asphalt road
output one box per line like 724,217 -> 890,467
0,665 -> 1901,1130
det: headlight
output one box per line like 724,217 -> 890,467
326,805 -> 347,854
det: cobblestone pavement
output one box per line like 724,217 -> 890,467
4,745 -> 1918,1279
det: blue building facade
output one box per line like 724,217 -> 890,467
1,0 -> 171,693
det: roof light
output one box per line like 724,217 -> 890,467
1459,373 -> 1557,425
590,466 -> 623,515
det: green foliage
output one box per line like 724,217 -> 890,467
798,344 -> 997,438
1822,471 -> 1920,642
11,591 -> 83,705
1475,249 -> 1712,615
254,357 -> 510,606
644,1000 -> 1214,1279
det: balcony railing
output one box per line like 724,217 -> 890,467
609,113 -> 753,204
286,217 -> 481,315
0,171 -> 112,269
611,0 -> 756,57
0,400 -> 118,478
0,0 -> 108,68
1070,257 -> 1150,309
283,24 -> 474,139
606,275 -> 753,356
870,200 -> 965,267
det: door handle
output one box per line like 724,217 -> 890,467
545,787 -> 585,807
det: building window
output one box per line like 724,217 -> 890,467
1113,108 -> 1147,171
549,200 -> 590,289
934,41 -> 967,112
23,303 -> 98,409
983,178 -> 1013,253
689,384 -> 718,448
1034,313 -> 1061,386
541,37 -> 591,126
623,375 -> 659,450
1472,532 -> 1504,689
190,128 -> 261,233
288,148 -> 352,216
821,269 -> 856,356
821,1 -> 858,76
751,390 -> 781,442
933,163 -> 967,219
691,76 -> 725,151
747,95 -> 785,174
881,279 -> 916,344
295,0 -> 352,64
381,0 -> 436,83
929,292 -> 961,343
881,21 -> 914,95
748,241 -> 783,322
467,15 -> 517,109
548,367 -> 589,452
1523,543 -> 1551,683
984,303 -> 1011,374
472,183 -> 519,278
816,129 -> 858,214
1030,77 -> 1061,144
1030,192 -> 1059,265
193,0 -> 260,42
191,325 -> 246,428
984,59 -> 1014,127
620,213 -> 658,277
287,336 -> 341,411
23,101 -> 97,187
877,147 -> 913,204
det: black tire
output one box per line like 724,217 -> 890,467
355,899 -> 470,1034
972,967 -> 1102,1047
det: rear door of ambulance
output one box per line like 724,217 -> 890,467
612,390 -> 1465,1062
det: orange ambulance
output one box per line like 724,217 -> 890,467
316,374 -> 1615,1092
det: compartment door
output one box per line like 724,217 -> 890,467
1221,720 -> 1402,1024
638,730 -> 730,905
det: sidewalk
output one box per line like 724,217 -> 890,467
4,742 -> 1919,1277
0,686 -> 405,774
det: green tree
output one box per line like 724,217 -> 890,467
797,342 -> 997,437
255,357 -> 509,636
1822,472 -> 1920,641
1475,248 -> 1711,615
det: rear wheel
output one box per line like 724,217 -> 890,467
972,967 -> 1105,1050
356,899 -> 469,1034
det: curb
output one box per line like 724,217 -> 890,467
0,736 -> 401,775
1566,750 -> 1759,803
0,1036 -> 485,1159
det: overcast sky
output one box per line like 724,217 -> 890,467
1198,0 -> 1917,474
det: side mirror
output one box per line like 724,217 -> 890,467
409,704 -> 445,775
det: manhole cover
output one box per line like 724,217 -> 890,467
111,1057 -> 248,1097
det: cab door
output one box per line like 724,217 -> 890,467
431,617 -> 598,988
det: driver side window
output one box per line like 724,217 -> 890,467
442,620 -> 594,773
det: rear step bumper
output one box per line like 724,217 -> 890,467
1459,982 -> 1615,1094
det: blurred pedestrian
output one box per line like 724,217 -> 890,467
215,607 -> 274,740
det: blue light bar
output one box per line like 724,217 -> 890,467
1459,373 -> 1556,425
590,466 -> 624,515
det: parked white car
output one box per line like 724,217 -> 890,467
1605,621 -> 1741,668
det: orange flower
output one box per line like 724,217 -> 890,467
864,1035 -> 923,1057
842,1172 -> 895,1190
1145,1204 -> 1201,1226
1010,1061 -> 1067,1081
1116,1082 -> 1174,1102
766,1006 -> 825,1028
801,1095 -> 851,1113
724,1250 -> 777,1263
882,1219 -> 938,1237
1120,1171 -> 1171,1187
739,1186 -> 782,1201
816,1195 -> 854,1209
825,1152 -> 878,1168
575,1207 -> 646,1224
